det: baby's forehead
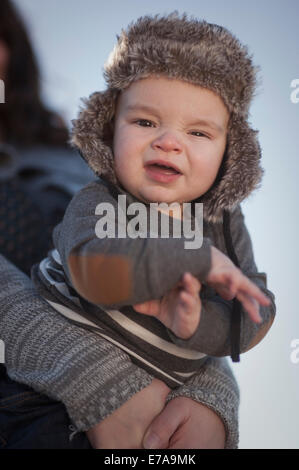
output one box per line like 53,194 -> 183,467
115,76 -> 230,130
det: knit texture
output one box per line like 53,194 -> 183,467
0,253 -> 240,448
0,178 -> 49,275
166,357 -> 239,449
0,254 -> 153,430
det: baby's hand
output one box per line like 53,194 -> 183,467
134,272 -> 202,339
207,246 -> 271,323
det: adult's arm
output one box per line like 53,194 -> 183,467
0,254 -> 238,447
0,254 -> 153,430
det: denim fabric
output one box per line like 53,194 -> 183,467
0,365 -> 92,449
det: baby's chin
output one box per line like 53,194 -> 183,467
133,187 -> 182,205
137,193 -> 183,207
117,181 -> 199,206
141,189 -> 206,205
138,192 -> 199,208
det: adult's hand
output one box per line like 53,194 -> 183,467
143,396 -> 226,449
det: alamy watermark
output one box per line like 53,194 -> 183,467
0,80 -> 4,103
0,339 -> 4,363
290,339 -> 299,364
290,79 -> 299,104
94,196 -> 204,249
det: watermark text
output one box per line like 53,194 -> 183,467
0,80 -> 4,103
290,339 -> 299,364
290,79 -> 299,103
0,339 -> 4,363
94,196 -> 204,249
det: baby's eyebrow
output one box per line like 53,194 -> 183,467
124,104 -> 159,115
187,118 -> 225,134
125,103 -> 224,134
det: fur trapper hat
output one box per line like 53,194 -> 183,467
71,11 -> 264,223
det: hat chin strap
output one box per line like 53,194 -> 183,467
223,209 -> 241,362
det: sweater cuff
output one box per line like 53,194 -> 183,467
66,367 -> 154,431
185,236 -> 212,282
166,296 -> 231,355
166,357 -> 239,449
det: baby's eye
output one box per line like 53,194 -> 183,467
134,119 -> 155,128
190,131 -> 208,138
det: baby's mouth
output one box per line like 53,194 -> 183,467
144,160 -> 182,183
145,160 -> 182,175
146,163 -> 180,175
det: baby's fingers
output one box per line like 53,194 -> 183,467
133,299 -> 160,316
238,275 -> 271,308
179,290 -> 196,311
236,291 -> 261,323
182,272 -> 202,296
231,275 -> 270,323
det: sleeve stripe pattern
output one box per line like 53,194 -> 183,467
32,249 -> 207,389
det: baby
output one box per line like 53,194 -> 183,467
30,12 -> 275,447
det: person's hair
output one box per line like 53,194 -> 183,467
0,0 -> 69,146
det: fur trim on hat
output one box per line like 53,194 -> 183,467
104,11 -> 261,119
71,11 -> 264,223
71,89 -> 119,186
196,115 -> 264,223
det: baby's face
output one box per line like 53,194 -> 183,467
113,76 -> 229,205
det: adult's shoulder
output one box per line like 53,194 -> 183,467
16,145 -> 94,195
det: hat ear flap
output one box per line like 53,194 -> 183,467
70,89 -> 119,184
199,116 -> 264,223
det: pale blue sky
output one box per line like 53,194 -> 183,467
14,0 -> 299,448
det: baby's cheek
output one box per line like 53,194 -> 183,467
113,149 -> 126,174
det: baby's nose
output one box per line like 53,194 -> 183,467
151,132 -> 183,153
